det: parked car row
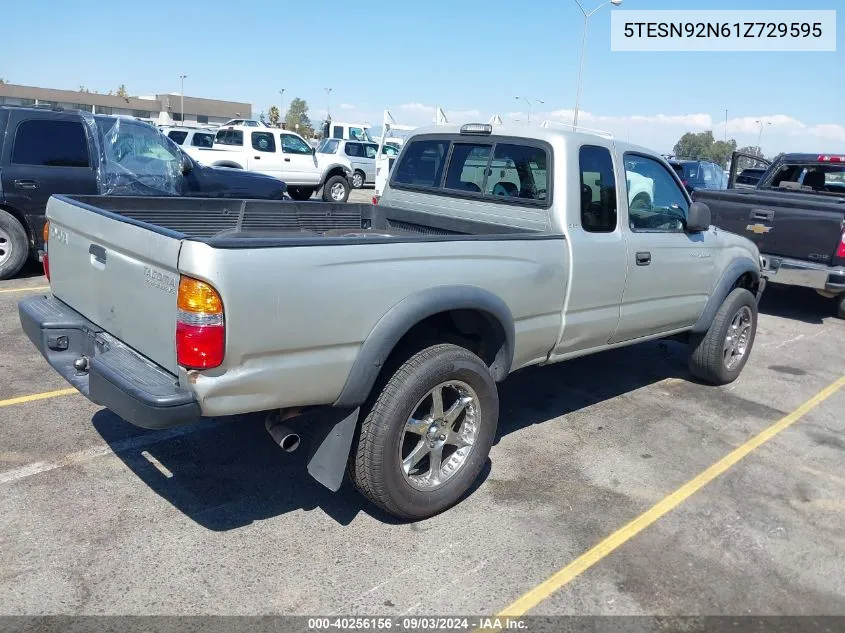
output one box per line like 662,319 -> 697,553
181,124 -> 354,202
316,138 -> 400,188
0,106 -> 289,279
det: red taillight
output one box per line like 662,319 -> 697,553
817,155 -> 845,163
176,276 -> 225,369
42,254 -> 50,282
836,229 -> 845,259
372,195 -> 379,205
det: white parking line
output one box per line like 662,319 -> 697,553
0,419 -> 230,485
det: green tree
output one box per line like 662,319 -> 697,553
733,146 -> 769,173
673,131 -> 715,161
116,84 -> 128,98
708,139 -> 737,169
268,105 -> 281,127
78,85 -> 90,93
737,145 -> 764,157
284,98 -> 313,137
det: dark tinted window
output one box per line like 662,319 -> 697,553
215,129 -> 243,146
332,125 -> 343,139
392,139 -> 449,188
625,154 -> 688,232
444,144 -> 491,193
12,120 -> 90,167
579,146 -> 617,232
191,133 -> 214,148
197,115 -> 209,124
251,131 -> 276,152
167,130 -> 188,145
345,142 -> 362,157
485,143 -> 548,201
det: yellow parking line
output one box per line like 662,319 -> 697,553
0,388 -> 77,408
494,375 -> 845,618
0,285 -> 49,294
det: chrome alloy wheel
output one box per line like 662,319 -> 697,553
723,306 -> 753,370
330,181 -> 347,201
399,380 -> 481,491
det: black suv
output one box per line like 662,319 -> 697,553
667,159 -> 727,194
0,106 -> 288,279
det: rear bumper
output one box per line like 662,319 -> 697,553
761,255 -> 845,294
18,295 -> 201,430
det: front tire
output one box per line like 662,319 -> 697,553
287,186 -> 315,201
0,210 -> 29,281
322,175 -> 350,203
349,344 -> 499,520
688,287 -> 758,385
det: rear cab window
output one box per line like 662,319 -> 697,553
12,119 -> 91,167
579,146 -> 617,232
191,133 -> 214,148
391,135 -> 550,205
167,130 -> 188,145
215,129 -> 244,146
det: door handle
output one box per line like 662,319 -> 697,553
284,158 -> 291,162
750,208 -> 774,222
636,251 -> 651,266
14,179 -> 38,189
253,156 -> 261,160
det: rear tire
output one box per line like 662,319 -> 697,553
836,294 -> 845,320
348,343 -> 498,520
0,210 -> 29,281
322,175 -> 350,203
688,287 -> 758,385
351,171 -> 365,189
287,187 -> 315,201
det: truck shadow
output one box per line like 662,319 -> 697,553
757,283 -> 837,325
92,339 -> 690,530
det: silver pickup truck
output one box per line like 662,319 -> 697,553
19,123 -> 765,520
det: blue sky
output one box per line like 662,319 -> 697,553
3,0 -> 842,154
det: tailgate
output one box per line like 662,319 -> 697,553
46,196 -> 182,374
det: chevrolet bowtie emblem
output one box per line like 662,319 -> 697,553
745,223 -> 772,235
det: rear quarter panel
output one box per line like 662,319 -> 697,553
177,237 -> 568,416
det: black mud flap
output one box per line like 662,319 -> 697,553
306,407 -> 360,492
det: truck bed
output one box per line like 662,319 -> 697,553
67,195 -> 540,246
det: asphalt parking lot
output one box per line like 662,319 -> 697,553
1,261 -> 844,619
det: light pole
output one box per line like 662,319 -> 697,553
325,87 -> 333,120
755,120 -> 771,155
279,89 -> 285,127
179,74 -> 187,126
573,0 -> 623,129
515,96 -> 544,123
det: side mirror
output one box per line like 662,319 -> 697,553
180,153 -> 193,175
686,201 -> 711,233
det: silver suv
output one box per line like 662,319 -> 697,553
317,139 -> 399,188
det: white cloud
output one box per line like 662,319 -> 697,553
380,103 -> 844,155
339,103 -> 355,110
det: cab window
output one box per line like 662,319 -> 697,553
280,134 -> 312,154
251,132 -> 276,153
485,143 -> 547,202
624,154 -> 689,232
444,144 -> 491,193
392,139 -> 449,188
579,146 -> 617,232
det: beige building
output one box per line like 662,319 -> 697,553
0,82 -> 251,127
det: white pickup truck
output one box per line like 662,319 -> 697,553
21,123 -> 765,520
182,124 -> 354,202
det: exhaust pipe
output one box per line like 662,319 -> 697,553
265,411 -> 301,453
